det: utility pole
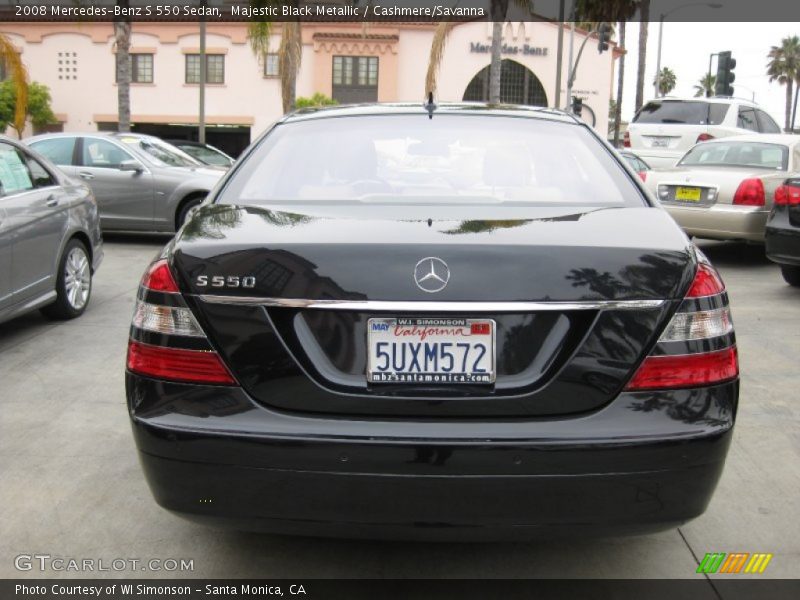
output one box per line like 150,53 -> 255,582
198,0 -> 206,144
554,0 -> 565,108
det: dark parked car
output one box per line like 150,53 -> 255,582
765,177 -> 800,286
0,136 -> 102,325
166,140 -> 235,168
26,133 -> 223,232
126,104 -> 739,540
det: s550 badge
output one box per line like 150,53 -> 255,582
196,275 -> 256,289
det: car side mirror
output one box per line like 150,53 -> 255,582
119,160 -> 143,173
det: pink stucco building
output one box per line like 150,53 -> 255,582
1,20 -> 620,155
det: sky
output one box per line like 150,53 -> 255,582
616,21 -> 798,126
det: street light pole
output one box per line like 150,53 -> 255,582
554,0 -> 565,108
707,52 -> 718,97
654,15 -> 664,98
198,0 -> 206,144
654,3 -> 722,100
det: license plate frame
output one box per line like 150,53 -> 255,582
675,186 -> 703,202
366,317 -> 496,385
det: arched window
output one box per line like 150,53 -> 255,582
463,59 -> 548,106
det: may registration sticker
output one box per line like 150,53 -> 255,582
367,318 -> 496,384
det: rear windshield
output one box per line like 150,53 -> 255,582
679,141 -> 788,170
219,115 -> 644,207
634,101 -> 729,125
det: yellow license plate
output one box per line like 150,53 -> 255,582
675,186 -> 702,202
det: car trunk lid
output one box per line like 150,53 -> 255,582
171,203 -> 694,417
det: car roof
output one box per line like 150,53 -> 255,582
644,96 -> 759,107
26,132 -> 155,142
700,133 -> 800,146
279,102 -> 581,125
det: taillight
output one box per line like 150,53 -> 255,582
141,259 -> 180,293
127,341 -> 235,385
733,178 -> 765,206
623,131 -> 631,148
696,133 -> 715,143
638,171 -> 647,182
774,182 -> 800,206
625,259 -> 737,391
127,259 -> 236,386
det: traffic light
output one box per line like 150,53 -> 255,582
572,96 -> 583,118
715,50 -> 736,96
597,23 -> 611,54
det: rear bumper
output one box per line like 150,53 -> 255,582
128,374 -> 738,541
765,213 -> 800,266
662,204 -> 768,242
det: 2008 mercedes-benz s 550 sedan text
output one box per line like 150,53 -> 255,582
126,104 -> 739,541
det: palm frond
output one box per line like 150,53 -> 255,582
0,34 -> 29,134
425,22 -> 457,96
246,0 -> 278,55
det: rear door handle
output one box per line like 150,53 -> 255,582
78,172 -> 95,180
45,194 -> 59,207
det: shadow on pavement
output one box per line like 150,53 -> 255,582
102,232 -> 174,246
695,239 -> 770,269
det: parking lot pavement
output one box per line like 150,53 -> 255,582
0,236 -> 798,581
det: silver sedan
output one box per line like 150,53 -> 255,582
26,133 -> 224,233
644,134 -> 800,242
0,135 -> 103,325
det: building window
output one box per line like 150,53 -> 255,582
131,54 -> 153,83
332,56 -> 378,103
117,54 -> 153,84
185,54 -> 225,84
264,53 -> 279,78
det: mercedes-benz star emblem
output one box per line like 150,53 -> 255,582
414,257 -> 450,293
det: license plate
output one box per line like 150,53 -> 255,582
675,186 -> 702,202
367,318 -> 495,384
650,136 -> 671,148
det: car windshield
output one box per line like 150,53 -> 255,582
121,137 -> 201,167
220,114 -> 644,207
634,101 -> 729,125
679,142 -> 789,170
180,144 -> 232,167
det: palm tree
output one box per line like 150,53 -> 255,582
247,2 -> 302,113
653,67 -> 676,96
0,34 -> 29,135
767,35 -> 800,131
114,0 -> 132,132
693,73 -> 715,98
634,0 -> 649,112
426,0 -> 532,102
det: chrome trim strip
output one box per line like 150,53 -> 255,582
198,295 -> 665,312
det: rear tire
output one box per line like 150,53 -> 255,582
780,265 -> 800,287
176,195 -> 205,230
41,239 -> 92,320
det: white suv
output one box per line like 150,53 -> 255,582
626,97 -> 782,168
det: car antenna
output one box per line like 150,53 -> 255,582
424,92 -> 437,119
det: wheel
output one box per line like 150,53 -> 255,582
780,265 -> 800,287
177,196 -> 205,229
41,239 -> 92,320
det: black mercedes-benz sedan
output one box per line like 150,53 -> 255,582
126,104 -> 739,541
765,177 -> 800,287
